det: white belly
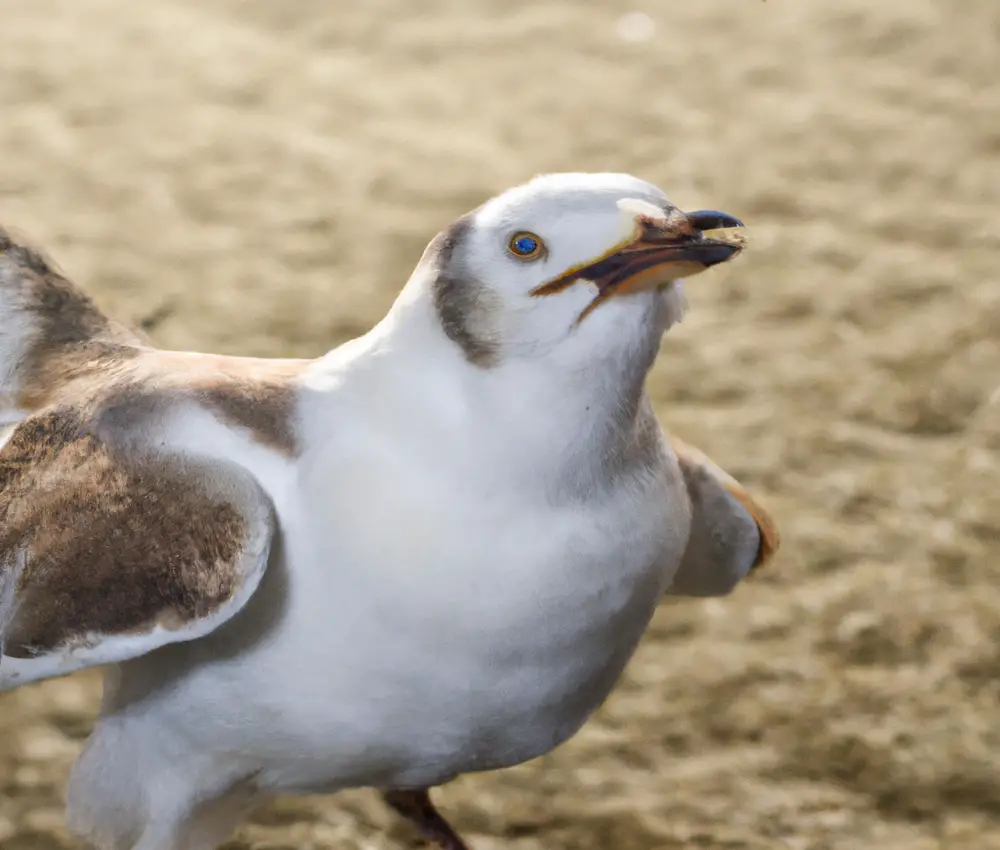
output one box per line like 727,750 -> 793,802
129,428 -> 689,792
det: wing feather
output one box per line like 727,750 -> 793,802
666,436 -> 780,597
0,406 -> 275,690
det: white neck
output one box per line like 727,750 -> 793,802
305,276 -> 671,493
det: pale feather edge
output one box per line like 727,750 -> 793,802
0,470 -> 276,691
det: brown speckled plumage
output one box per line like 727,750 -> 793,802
0,408 -> 250,656
0,227 -> 298,661
0,226 -> 308,454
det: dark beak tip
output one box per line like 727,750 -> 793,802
687,209 -> 745,231
700,243 -> 743,267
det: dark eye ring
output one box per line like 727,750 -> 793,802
507,232 -> 545,261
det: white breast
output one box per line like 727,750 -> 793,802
132,328 -> 692,793
197,392 -> 692,792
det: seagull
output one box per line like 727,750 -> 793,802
0,172 -> 779,850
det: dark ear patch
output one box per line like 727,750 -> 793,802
427,215 -> 499,368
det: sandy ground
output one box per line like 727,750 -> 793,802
1,0 -> 998,848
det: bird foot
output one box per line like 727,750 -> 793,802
382,788 -> 470,850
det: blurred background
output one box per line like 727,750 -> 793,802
0,0 -> 998,848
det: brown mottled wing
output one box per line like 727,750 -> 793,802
0,226 -> 147,421
665,436 -> 780,597
0,408 -> 275,690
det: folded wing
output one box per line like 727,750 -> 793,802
0,406 -> 275,690
666,436 -> 780,597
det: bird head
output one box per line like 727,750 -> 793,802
407,173 -> 745,373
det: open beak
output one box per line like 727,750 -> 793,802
531,207 -> 746,319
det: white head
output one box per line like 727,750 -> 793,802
381,173 -> 745,464
401,173 -> 745,376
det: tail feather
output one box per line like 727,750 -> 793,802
0,227 -> 144,419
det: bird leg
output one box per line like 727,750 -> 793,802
381,788 -> 470,850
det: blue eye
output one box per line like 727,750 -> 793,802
508,232 -> 544,260
514,236 -> 537,254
